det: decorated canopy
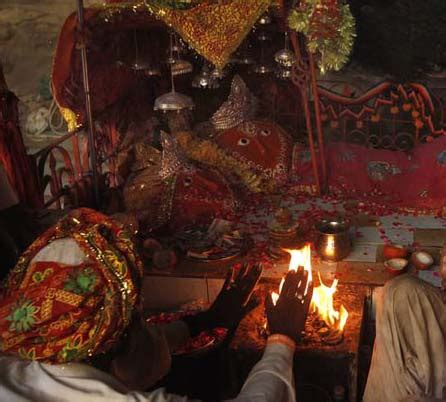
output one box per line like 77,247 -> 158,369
52,0 -> 273,131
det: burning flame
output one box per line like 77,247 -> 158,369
271,244 -> 348,332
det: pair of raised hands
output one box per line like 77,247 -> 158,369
184,263 -> 313,343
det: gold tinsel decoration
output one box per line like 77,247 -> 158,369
148,0 -> 272,69
175,131 -> 275,193
288,0 -> 356,74
60,107 -> 81,133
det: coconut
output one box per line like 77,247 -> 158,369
411,251 -> 434,270
384,258 -> 408,276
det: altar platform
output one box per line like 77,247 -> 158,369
141,201 -> 446,402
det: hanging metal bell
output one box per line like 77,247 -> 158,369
257,31 -> 270,42
192,64 -> 219,89
275,67 -> 292,80
253,63 -> 273,74
171,59 -> 193,76
274,48 -> 296,68
211,67 -> 226,80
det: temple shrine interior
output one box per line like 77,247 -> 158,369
1,1 -> 446,402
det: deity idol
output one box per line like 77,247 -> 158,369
119,131 -> 237,232
175,75 -> 294,193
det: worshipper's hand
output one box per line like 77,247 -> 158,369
265,268 -> 313,343
207,262 -> 262,328
182,263 -> 262,336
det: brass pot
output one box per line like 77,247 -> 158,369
315,218 -> 351,262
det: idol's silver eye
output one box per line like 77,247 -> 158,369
260,129 -> 271,136
238,137 -> 250,146
184,177 -> 192,187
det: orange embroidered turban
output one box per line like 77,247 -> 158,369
0,208 -> 143,363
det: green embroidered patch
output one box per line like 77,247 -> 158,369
63,267 -> 97,295
7,299 -> 38,333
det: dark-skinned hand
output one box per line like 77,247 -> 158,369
208,262 -> 262,328
265,267 -> 313,343
183,263 -> 262,336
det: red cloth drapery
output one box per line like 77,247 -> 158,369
51,7 -> 168,132
0,69 -> 42,209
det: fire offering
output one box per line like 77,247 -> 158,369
271,244 -> 348,342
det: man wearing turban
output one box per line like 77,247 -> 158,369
0,207 -> 313,402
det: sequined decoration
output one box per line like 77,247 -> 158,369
148,0 -> 272,69
160,131 -> 194,180
211,75 -> 258,130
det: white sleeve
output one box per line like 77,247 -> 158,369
0,356 -> 199,402
225,339 -> 296,402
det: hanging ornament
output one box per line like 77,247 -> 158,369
257,31 -> 270,42
288,0 -> 356,73
154,89 -> 195,112
275,67 -> 292,80
114,32 -> 126,68
258,12 -> 272,25
147,0 -> 272,69
166,32 -> 193,76
127,30 -> 161,76
274,32 -> 296,68
166,32 -> 179,65
171,59 -> 193,76
234,54 -> 255,65
211,66 -> 227,80
253,64 -> 273,74
229,39 -> 255,65
253,30 -> 272,75
154,50 -> 194,112
192,63 -> 220,89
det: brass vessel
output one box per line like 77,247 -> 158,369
315,218 -> 351,262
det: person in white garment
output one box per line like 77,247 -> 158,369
364,274 -> 446,402
0,207 -> 312,402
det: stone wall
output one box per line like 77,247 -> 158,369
0,0 -> 95,98
0,1 -> 96,150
